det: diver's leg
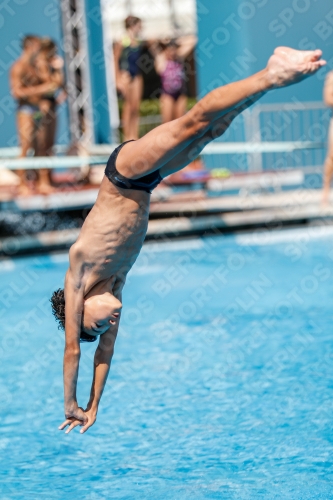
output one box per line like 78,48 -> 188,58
160,101 -> 254,178
116,48 -> 324,181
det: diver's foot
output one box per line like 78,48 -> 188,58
267,47 -> 326,88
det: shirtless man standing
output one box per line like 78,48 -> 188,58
52,47 -> 325,434
10,35 -> 59,194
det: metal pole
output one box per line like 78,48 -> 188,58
244,107 -> 263,172
59,0 -> 94,147
60,0 -> 80,143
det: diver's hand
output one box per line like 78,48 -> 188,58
59,405 -> 87,434
58,407 -> 96,434
79,408 -> 97,434
64,404 -> 86,421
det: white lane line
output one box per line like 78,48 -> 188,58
143,238 -> 204,253
236,225 -> 333,246
0,260 -> 16,272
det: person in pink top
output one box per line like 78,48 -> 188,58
154,36 -> 196,123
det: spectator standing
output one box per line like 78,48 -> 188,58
114,16 -> 143,140
10,35 -> 59,194
153,36 -> 196,123
34,38 -> 66,158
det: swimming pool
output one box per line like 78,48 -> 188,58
1,227 -> 333,499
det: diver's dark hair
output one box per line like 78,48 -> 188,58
125,15 -> 141,30
22,34 -> 39,49
51,288 -> 65,330
50,289 -> 96,343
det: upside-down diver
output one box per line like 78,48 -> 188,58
51,47 -> 326,434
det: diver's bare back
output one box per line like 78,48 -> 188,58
71,175 -> 150,296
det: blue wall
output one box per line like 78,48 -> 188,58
0,0 -> 69,148
196,0 -> 333,102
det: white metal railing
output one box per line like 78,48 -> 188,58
203,101 -> 329,173
0,142 -> 326,171
0,102 -> 329,174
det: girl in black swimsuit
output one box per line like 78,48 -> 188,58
114,16 -> 143,141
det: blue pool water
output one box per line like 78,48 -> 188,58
1,227 -> 333,499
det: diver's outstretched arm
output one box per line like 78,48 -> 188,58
60,254 -> 87,430
81,327 -> 119,434
59,326 -> 119,434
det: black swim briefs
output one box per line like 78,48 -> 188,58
105,141 -> 162,194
